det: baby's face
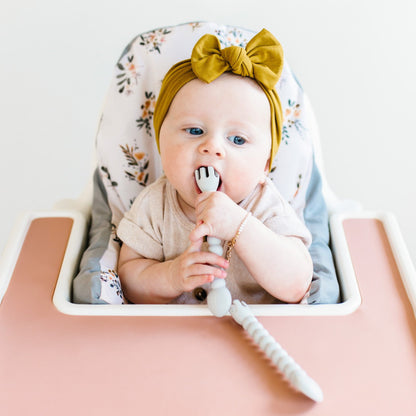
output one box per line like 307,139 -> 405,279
159,73 -> 271,220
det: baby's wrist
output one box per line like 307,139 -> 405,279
225,211 -> 252,261
224,206 -> 248,240
166,259 -> 184,296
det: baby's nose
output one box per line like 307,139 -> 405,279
198,136 -> 225,158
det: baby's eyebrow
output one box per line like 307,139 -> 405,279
173,114 -> 203,123
227,122 -> 258,134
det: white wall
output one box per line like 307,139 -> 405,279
1,0 -> 415,266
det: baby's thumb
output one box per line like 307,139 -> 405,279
189,221 -> 210,243
187,237 -> 203,253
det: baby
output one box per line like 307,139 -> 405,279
117,29 -> 313,305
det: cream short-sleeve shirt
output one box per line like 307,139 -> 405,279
117,176 -> 311,304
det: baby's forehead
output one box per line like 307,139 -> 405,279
185,72 -> 264,93
172,73 -> 269,110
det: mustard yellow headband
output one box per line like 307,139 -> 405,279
153,29 -> 284,169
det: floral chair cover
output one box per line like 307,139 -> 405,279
73,21 -> 339,305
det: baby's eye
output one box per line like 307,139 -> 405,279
228,135 -> 246,146
185,127 -> 204,135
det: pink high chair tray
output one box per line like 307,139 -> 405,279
0,217 -> 415,415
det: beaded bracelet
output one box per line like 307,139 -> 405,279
225,212 -> 252,261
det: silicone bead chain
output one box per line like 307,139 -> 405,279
230,300 -> 324,402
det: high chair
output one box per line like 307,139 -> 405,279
1,22 -> 416,415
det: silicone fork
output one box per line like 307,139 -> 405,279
194,166 -> 232,317
194,166 -> 323,402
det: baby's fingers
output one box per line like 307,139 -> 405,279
181,265 -> 226,292
172,240 -> 229,293
189,222 -> 213,243
179,252 -> 228,292
188,262 -> 227,279
187,237 -> 204,253
188,250 -> 229,271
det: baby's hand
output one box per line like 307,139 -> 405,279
169,238 -> 229,293
190,192 -> 247,242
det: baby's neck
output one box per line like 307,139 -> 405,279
176,193 -> 197,223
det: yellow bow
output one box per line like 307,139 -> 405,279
191,28 -> 283,90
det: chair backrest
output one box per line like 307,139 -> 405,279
73,21 -> 339,306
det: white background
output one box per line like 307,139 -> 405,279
1,0 -> 415,267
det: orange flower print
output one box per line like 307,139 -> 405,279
137,172 -> 144,181
137,91 -> 156,136
189,22 -> 202,31
293,174 -> 302,199
282,100 -> 304,144
139,28 -> 172,53
117,55 -> 140,95
120,144 -> 150,187
215,28 -> 248,47
100,269 -> 123,300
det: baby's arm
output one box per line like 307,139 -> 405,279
231,215 -> 313,303
118,239 -> 229,304
190,192 -> 313,303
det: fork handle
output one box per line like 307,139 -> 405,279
205,237 -> 232,317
